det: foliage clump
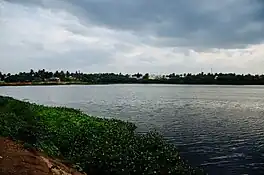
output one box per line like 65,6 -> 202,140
0,96 -> 204,175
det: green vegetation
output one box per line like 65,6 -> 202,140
2,69 -> 264,85
0,96 -> 204,175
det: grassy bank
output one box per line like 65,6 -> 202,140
0,96 -> 204,175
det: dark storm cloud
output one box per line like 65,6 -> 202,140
65,0 -> 264,49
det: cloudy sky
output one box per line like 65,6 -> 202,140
1,0 -> 264,74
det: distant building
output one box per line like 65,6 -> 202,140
49,77 -> 60,82
148,74 -> 156,80
150,75 -> 170,80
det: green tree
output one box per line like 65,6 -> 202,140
54,71 -> 60,78
30,69 -> 35,77
143,73 -> 149,80
132,73 -> 142,79
66,71 -> 70,78
0,72 -> 2,81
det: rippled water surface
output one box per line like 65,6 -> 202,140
1,84 -> 264,174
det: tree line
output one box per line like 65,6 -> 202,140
1,69 -> 264,85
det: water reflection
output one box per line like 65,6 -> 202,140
1,84 -> 264,174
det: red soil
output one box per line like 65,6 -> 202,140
0,137 -> 85,175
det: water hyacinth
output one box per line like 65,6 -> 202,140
0,96 -> 205,175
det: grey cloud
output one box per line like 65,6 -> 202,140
2,0 -> 264,74
63,0 -> 264,49
5,0 -> 264,49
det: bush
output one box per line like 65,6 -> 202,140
0,96 -> 204,175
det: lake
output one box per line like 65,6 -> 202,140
1,84 -> 264,175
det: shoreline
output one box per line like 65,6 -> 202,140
1,81 -> 264,87
0,82 -> 91,86
0,96 -> 205,174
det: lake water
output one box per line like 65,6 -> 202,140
1,84 -> 264,175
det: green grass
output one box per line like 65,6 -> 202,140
0,96 -> 205,175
